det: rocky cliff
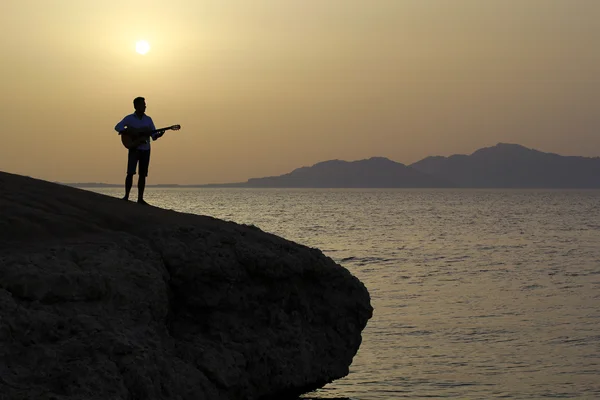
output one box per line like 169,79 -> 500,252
0,171 -> 372,400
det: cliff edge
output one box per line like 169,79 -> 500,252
0,171 -> 372,400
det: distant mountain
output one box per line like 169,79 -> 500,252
240,157 -> 451,188
410,143 -> 600,188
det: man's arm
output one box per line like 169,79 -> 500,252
149,117 -> 163,140
115,116 -> 130,133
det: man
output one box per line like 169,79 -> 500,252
114,97 -> 163,205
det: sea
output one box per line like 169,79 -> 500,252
87,187 -> 600,399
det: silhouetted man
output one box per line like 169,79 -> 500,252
115,97 -> 163,205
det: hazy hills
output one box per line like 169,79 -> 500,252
410,143 -> 600,188
242,157 -> 451,188
66,143 -> 600,188
233,143 -> 600,188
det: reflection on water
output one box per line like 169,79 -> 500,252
89,187 -> 600,399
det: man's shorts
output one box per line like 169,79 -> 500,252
127,149 -> 151,177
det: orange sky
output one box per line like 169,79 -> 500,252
1,0 -> 599,184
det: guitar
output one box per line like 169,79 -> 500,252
119,125 -> 181,149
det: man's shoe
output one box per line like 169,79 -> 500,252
137,199 -> 149,205
121,196 -> 129,201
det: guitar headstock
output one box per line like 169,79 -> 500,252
171,125 -> 181,131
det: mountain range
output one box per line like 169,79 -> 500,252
410,143 -> 600,188
220,143 -> 600,188
66,143 -> 600,188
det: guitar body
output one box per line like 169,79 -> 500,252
119,125 -> 181,149
120,128 -> 150,150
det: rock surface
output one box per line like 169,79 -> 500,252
0,172 -> 372,400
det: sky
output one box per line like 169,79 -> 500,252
1,0 -> 599,184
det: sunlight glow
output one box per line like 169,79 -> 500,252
135,40 -> 150,55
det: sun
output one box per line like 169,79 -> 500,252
135,40 -> 150,55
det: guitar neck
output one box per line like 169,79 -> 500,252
144,127 -> 172,135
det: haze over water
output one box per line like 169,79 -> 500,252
87,187 -> 600,399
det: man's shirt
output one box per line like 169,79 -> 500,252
114,113 -> 157,150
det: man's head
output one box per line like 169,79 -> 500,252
133,97 -> 146,114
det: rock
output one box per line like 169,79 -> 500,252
0,172 -> 373,400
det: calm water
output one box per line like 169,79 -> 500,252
88,187 -> 600,399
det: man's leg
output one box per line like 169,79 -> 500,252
137,176 -> 146,203
123,174 -> 134,200
123,149 -> 138,201
137,150 -> 151,204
